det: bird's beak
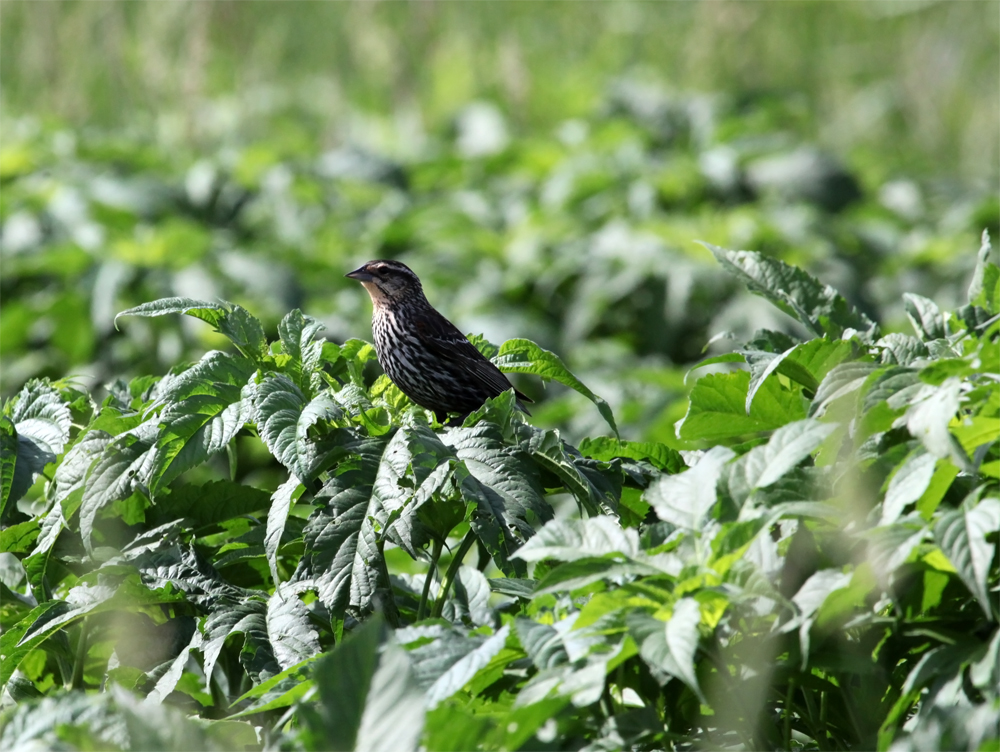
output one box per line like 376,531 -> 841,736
345,265 -> 373,282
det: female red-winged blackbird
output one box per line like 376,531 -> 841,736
346,260 -> 532,423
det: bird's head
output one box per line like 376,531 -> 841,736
346,259 -> 424,307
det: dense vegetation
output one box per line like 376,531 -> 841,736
2,231 -> 998,749
1,6 -> 998,746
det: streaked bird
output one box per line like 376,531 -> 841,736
346,259 -> 531,423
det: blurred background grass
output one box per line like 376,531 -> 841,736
1,0 -> 998,444
3,0 -> 997,177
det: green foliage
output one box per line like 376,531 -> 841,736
3,236 -> 997,751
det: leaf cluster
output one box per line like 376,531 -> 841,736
3,235 -> 998,751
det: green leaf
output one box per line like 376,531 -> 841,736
629,599 -> 704,701
513,517 -> 639,562
116,297 -> 268,361
514,426 -> 615,516
723,419 -> 836,507
424,624 -> 510,708
881,450 -> 938,525
79,422 -> 158,551
903,378 -> 969,469
968,230 -> 999,311
301,435 -> 392,615
278,309 -> 327,390
577,437 -> 686,473
265,478 -> 304,585
4,381 -> 73,510
442,566 -> 493,627
267,585 -> 322,670
201,596 -> 281,685
228,655 -> 321,717
0,417 -> 17,519
934,496 -> 1000,619
253,375 -> 344,484
701,242 -> 878,339
147,351 -> 254,494
148,478 -> 271,526
678,370 -> 806,442
809,361 -> 880,418
0,519 -> 40,553
745,337 -> 856,414
303,616 -> 425,752
903,293 -> 946,341
493,338 -> 618,436
645,446 -> 735,529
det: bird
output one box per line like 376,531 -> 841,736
345,259 -> 532,424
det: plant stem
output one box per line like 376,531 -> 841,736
418,538 -> 443,621
431,529 -> 477,618
784,679 -> 795,751
70,618 -> 89,690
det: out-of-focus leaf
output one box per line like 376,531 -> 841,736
303,616 -> 425,752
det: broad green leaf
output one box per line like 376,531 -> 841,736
743,338 -> 854,413
629,598 -> 704,701
515,619 -> 569,670
678,370 -> 806,442
644,445 -> 735,529
513,517 -> 639,562
786,568 -> 853,667
4,381 -> 72,509
902,377 -> 969,469
278,308 -> 327,390
967,229 -> 996,309
303,616 -> 425,752
881,450 -> 938,524
877,332 -> 930,367
724,419 -> 836,506
301,435 -> 392,615
0,417 -> 17,519
116,297 -> 268,360
265,478 -> 304,585
934,496 -> 1000,619
424,624 -> 509,708
267,585 -> 322,671
450,421 -> 549,530
148,478 -> 271,526
143,350 -> 254,494
514,426 -> 615,516
201,596 -> 281,685
144,629 -> 204,705
0,519 -> 40,553
702,242 -> 878,339
253,374 -> 344,484
228,655 -> 320,717
442,566 -> 493,628
493,338 -> 618,436
577,437 -> 686,473
809,361 -> 880,418
79,422 -> 158,551
903,293 -> 946,341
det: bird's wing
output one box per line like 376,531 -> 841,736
414,316 -> 533,405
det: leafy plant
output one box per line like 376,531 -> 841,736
3,232 -> 997,750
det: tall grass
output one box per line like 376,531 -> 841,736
1,0 -> 997,179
